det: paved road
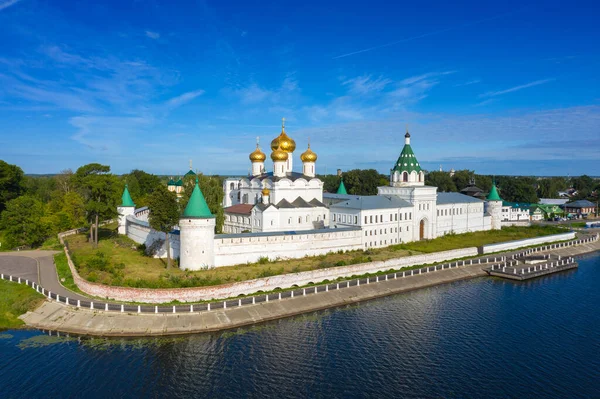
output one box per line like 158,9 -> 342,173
0,251 -> 88,301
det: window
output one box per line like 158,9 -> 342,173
332,214 -> 336,222
407,226 -> 409,231
365,231 -> 368,236
354,216 -> 358,224
375,215 -> 378,223
343,215 -> 347,223
365,216 -> 368,224
370,215 -> 373,223
288,218 -> 292,224
395,214 -> 398,221
410,212 -> 412,220
271,220 -> 274,225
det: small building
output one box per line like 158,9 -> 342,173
563,200 -> 597,218
459,179 -> 487,200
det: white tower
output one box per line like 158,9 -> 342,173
390,128 -> 425,187
249,137 -> 266,176
270,118 -> 296,173
271,143 -> 288,178
485,181 -> 503,230
179,178 -> 216,270
117,185 -> 135,235
300,140 -> 318,177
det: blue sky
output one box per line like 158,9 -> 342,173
0,0 -> 599,176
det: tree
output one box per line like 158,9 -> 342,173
451,170 -> 474,191
0,195 -> 48,248
0,160 -> 25,215
180,174 -> 224,233
124,169 -> 162,207
497,177 -> 538,203
425,171 -> 457,192
148,185 -> 180,269
73,163 -> 121,247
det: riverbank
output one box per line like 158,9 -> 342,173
0,279 -> 44,330
16,233 -> 600,337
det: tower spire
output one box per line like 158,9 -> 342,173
281,117 -> 286,131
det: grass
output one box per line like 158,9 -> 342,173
53,252 -> 83,294
0,279 -> 45,330
64,223 -> 568,289
389,225 -> 566,253
570,222 -> 587,228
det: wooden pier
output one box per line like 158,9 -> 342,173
484,255 -> 578,281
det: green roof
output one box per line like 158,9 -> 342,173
392,143 -> 422,174
185,170 -> 196,177
182,178 -> 214,218
174,179 -> 183,187
487,183 -> 502,201
337,179 -> 348,195
167,179 -> 176,186
121,185 -> 135,207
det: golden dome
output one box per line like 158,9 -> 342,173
270,118 -> 296,153
271,145 -> 289,162
249,143 -> 266,162
261,187 -> 270,196
300,143 -> 317,163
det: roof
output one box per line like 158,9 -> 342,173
460,185 -> 484,194
167,179 -> 176,186
392,143 -> 422,174
330,195 -> 412,211
539,198 -> 569,205
487,183 -> 502,201
253,197 -> 327,212
437,192 -> 483,205
185,170 -> 196,177
564,200 -> 596,208
216,226 -> 361,239
120,185 -> 135,207
246,171 -> 320,183
223,204 -> 254,215
182,179 -> 214,218
337,179 -> 348,195
502,201 -> 530,209
174,179 -> 183,187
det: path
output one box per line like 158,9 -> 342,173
0,251 -> 88,301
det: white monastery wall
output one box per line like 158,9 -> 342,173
126,215 -> 180,259
481,232 -> 575,254
213,228 -> 363,267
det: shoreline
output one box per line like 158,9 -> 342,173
19,237 -> 600,337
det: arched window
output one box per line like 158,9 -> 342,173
230,182 -> 235,190
402,171 -> 408,182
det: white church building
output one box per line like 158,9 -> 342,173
118,122 -> 504,270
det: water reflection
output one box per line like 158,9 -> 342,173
1,253 -> 599,399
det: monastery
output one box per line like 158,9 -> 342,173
118,120 -> 505,270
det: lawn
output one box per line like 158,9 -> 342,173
390,225 -> 566,253
63,224 -> 568,289
0,279 -> 45,330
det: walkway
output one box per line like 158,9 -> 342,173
0,251 -> 88,301
21,263 -> 487,336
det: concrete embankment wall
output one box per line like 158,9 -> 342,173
480,232 -> 576,254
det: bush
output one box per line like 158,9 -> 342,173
257,256 -> 269,265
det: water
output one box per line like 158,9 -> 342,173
1,252 -> 599,399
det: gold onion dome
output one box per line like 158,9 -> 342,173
270,118 -> 296,153
300,144 -> 317,162
249,143 -> 266,162
261,187 -> 270,196
271,145 -> 289,162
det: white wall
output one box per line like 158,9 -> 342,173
481,232 -> 575,253
213,228 -> 363,267
126,216 -> 180,259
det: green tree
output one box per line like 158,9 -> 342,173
497,177 -> 538,203
0,195 -> 48,248
180,174 -> 224,233
73,163 -> 121,247
425,171 -> 457,192
148,185 -> 180,269
0,160 -> 25,215
451,170 -> 474,191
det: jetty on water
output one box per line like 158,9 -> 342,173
484,253 -> 577,281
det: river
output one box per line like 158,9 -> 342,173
1,252 -> 599,398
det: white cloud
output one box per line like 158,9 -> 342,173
342,75 -> 391,95
145,31 -> 160,40
164,89 -> 205,110
0,0 -> 22,12
480,78 -> 554,98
